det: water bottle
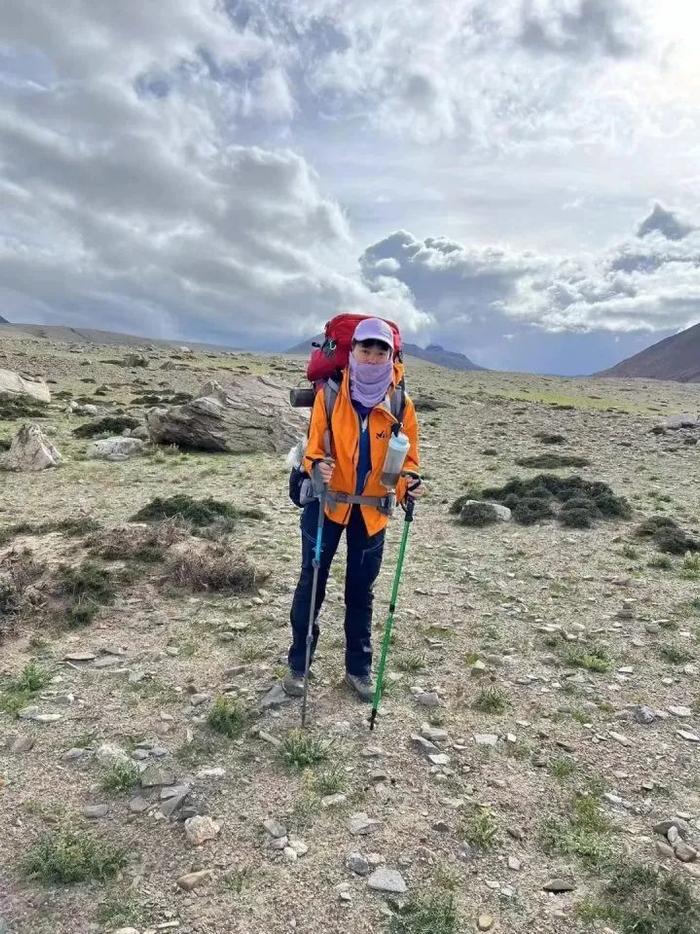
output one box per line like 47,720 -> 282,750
381,431 -> 410,489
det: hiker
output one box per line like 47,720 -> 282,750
284,317 -> 424,702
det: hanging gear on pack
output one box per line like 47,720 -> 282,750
288,313 -> 407,511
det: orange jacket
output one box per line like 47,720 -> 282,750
303,364 -> 420,535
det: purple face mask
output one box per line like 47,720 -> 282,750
348,355 -> 393,407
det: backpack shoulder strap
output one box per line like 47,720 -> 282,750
390,376 -> 406,424
322,376 -> 341,457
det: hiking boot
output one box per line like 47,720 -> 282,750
345,672 -> 375,703
282,670 -> 305,697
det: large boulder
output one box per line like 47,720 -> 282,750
0,423 -> 61,471
87,437 -> 146,461
0,369 -> 51,403
146,376 -> 306,454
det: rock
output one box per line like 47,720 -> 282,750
87,437 -> 145,461
9,736 -> 34,754
428,753 -> 451,766
69,401 -> 99,416
415,691 -> 440,707
474,734 -> 499,747
367,868 -> 407,894
508,856 -> 521,871
663,414 -> 699,430
634,706 -> 656,725
258,683 -> 292,710
63,747 -> 88,761
184,815 -> 220,845
0,424 -> 61,471
113,929 -> 140,934
0,368 -> 50,403
346,852 -> 371,876
674,842 -> 698,863
656,841 -> 675,859
160,785 -> 190,818
140,764 -> 176,788
478,915 -> 495,931
411,734 -> 439,757
289,838 -> 308,857
63,651 -> 96,662
263,818 -> 287,838
176,869 -> 212,891
543,878 -> 576,893
283,846 -> 298,862
129,796 -> 150,814
654,819 -> 691,840
146,375 -> 306,453
17,708 -> 61,723
668,706 -> 692,718
609,731 -> 632,747
677,730 -> 700,743
420,723 -> 448,743
349,813 -> 383,835
321,793 -> 348,809
83,805 -> 109,819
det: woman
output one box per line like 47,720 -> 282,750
284,317 -> 424,702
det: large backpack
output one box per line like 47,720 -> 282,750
288,313 -> 407,509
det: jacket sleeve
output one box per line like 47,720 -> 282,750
302,391 -> 329,474
397,395 -> 420,504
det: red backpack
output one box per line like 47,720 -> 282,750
307,313 -> 402,384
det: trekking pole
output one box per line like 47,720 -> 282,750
369,471 -> 421,732
301,460 -> 332,728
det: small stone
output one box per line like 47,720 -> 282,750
668,706 -> 692,718
283,846 -> 298,862
63,747 -> 88,761
674,842 -> 698,863
258,683 -> 292,710
609,731 -> 632,747
82,805 -> 109,819
189,693 -> 210,707
677,730 -> 700,743
269,836 -> 288,851
196,767 -> 226,779
507,856 -> 521,871
349,813 -> 383,835
96,742 -> 130,766
416,692 -> 440,708
668,826 -> 680,845
474,734 -> 499,747
346,852 -> 370,876
160,786 -> 190,818
411,734 -> 439,756
634,706 -> 656,725
428,753 -> 451,766
113,929 -> 140,934
263,818 -> 287,838
321,793 -> 348,809
367,868 -> 407,894
176,869 -> 212,891
654,819 -> 690,840
129,796 -> 150,814
63,652 -> 96,662
543,878 -> 576,893
478,915 -> 495,932
140,764 -> 176,788
184,815 -> 220,845
656,841 -> 675,859
9,736 -> 35,754
289,838 -> 308,857
421,723 -> 449,743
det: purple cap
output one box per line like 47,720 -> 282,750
353,317 -> 394,349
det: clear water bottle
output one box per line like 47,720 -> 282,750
381,431 -> 410,489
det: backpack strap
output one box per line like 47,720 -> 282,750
322,376 -> 341,457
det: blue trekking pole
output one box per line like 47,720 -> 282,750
301,462 -> 331,728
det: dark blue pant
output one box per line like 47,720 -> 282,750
288,502 -> 385,678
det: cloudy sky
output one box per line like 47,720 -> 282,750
1,0 -> 700,374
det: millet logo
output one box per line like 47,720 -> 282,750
375,430 -> 388,440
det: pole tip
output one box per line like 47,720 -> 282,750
368,709 -> 377,731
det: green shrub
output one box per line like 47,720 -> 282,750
73,415 -> 140,438
24,829 -> 128,884
280,730 -> 329,770
516,453 -> 590,469
208,696 -> 247,738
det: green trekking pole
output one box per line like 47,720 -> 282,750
369,471 -> 420,732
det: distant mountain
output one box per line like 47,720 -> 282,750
0,322 -> 239,353
598,321 -> 700,382
0,315 -> 8,323
285,335 -> 484,372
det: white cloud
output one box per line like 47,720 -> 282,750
0,0 -> 428,345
